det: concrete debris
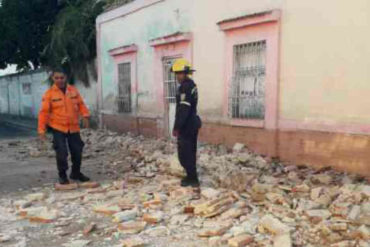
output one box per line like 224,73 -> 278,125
2,129 -> 370,247
228,234 -> 253,247
168,155 -> 186,177
83,223 -> 97,236
232,143 -> 245,152
201,187 -> 221,199
14,200 -> 32,209
62,240 -> 91,247
305,209 -> 332,223
121,237 -> 146,247
143,226 -> 170,237
112,209 -> 138,223
19,206 -> 58,223
169,214 -> 189,225
194,193 -> 235,218
351,225 -> 370,240
258,214 -> 290,235
0,234 -> 11,243
273,234 -> 292,247
25,192 -> 46,202
118,221 -> 147,234
93,204 -> 122,215
198,223 -> 232,237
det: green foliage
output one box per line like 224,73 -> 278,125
42,0 -> 105,86
0,0 -> 58,70
0,0 -> 134,85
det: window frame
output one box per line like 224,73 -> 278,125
109,44 -> 138,115
22,82 -> 32,95
230,40 -> 267,121
219,10 -> 281,129
117,62 -> 132,113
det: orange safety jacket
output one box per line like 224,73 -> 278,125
38,84 -> 90,134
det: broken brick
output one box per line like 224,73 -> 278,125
194,193 -> 235,218
351,225 -> 370,240
228,234 -> 254,247
118,221 -> 147,234
93,204 -> 121,215
292,184 -> 310,193
330,223 -> 347,232
143,211 -> 164,224
208,236 -> 222,247
305,210 -> 332,223
220,207 -> 245,220
23,207 -> 58,223
143,199 -> 162,208
55,183 -> 78,191
184,205 -> 194,214
198,224 -> 231,237
121,237 -> 146,247
79,182 -> 100,189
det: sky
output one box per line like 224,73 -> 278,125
0,65 -> 17,76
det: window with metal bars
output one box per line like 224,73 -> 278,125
229,40 -> 266,119
163,58 -> 177,104
117,62 -> 132,113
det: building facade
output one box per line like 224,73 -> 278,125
0,70 -> 98,122
96,0 -> 370,176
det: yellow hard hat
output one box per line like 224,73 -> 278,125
171,58 -> 195,73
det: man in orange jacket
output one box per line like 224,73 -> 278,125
38,69 -> 91,184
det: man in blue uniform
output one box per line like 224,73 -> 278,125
172,59 -> 202,187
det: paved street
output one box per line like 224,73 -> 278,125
0,122 -> 104,195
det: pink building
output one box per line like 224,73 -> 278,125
97,0 -> 370,177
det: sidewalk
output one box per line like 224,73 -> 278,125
0,114 -> 37,132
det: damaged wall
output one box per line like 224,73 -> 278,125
97,0 -> 370,176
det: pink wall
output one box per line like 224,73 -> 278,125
219,10 -> 280,130
109,45 -> 138,112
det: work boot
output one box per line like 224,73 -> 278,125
58,173 -> 70,185
181,177 -> 200,188
70,172 -> 90,182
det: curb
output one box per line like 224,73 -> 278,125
2,119 -> 37,132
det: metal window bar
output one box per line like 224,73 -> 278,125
117,62 -> 132,113
229,40 -> 266,119
163,58 -> 178,104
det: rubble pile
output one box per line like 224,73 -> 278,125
0,130 -> 369,247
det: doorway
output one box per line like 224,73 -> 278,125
162,57 -> 179,138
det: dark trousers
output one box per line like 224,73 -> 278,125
177,129 -> 199,180
52,129 -> 85,178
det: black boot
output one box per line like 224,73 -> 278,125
181,176 -> 200,188
70,172 -> 90,182
58,172 -> 70,185
181,177 -> 191,187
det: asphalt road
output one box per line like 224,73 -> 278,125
0,122 -> 102,195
